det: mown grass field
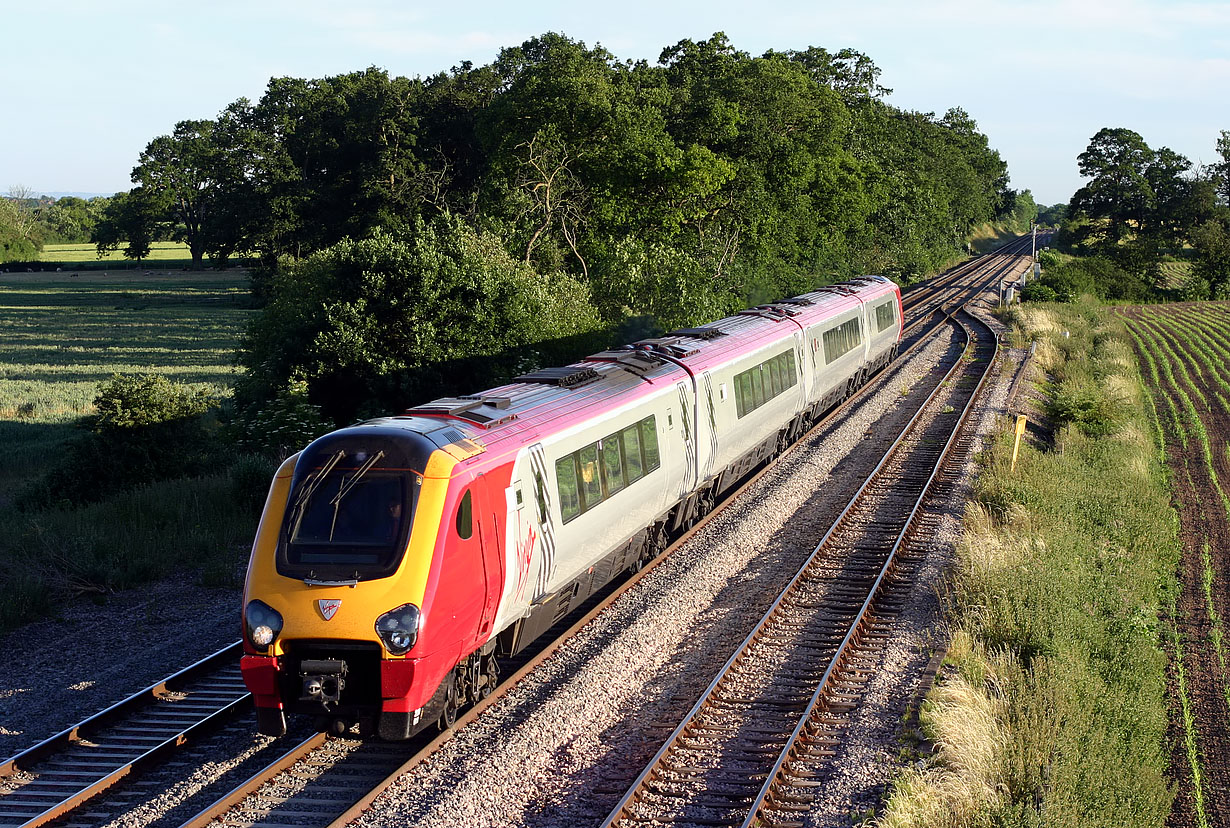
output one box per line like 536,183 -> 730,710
37,241 -> 193,263
0,271 -> 251,497
0,271 -> 259,629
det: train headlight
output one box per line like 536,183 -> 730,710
375,603 -> 420,655
244,600 -> 284,652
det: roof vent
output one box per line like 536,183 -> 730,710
666,327 -> 727,340
514,366 -> 602,388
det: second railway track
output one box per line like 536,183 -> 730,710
597,308 -> 997,828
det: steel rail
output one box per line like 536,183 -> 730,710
743,308 -> 998,827
0,643 -> 248,828
596,311 -> 983,828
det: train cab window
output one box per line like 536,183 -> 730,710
602,438 -> 626,495
578,444 -> 603,510
456,490 -> 473,539
640,417 -> 660,471
556,457 -> 582,522
623,424 -> 644,483
286,470 -> 410,567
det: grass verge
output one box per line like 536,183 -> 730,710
879,300 -> 1177,827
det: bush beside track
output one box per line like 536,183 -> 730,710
880,300 -> 1177,827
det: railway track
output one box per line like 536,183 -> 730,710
0,237 -> 1031,828
599,307 -> 996,828
0,646 -> 247,828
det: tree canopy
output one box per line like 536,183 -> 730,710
104,31 -> 1023,430
1062,126 -> 1230,296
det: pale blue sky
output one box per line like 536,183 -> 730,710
4,0 -> 1228,205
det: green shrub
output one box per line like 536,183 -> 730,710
93,373 -> 215,429
228,380 -> 331,457
1021,282 -> 1058,303
1048,375 -> 1122,436
18,373 -> 223,509
229,453 -> 281,513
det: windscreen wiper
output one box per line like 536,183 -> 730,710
327,450 -> 386,541
288,450 -> 345,539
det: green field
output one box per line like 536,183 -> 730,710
0,270 -> 252,497
37,241 -> 195,263
0,271 -> 260,628
1160,260 -> 1193,289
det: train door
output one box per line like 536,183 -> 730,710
699,371 -> 718,481
526,443 -> 558,600
675,381 -> 697,495
472,473 -> 503,641
505,473 -> 536,606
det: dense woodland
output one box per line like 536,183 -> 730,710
3,34 -> 1036,429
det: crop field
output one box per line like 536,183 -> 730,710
36,241 -> 193,263
1120,302 -> 1230,828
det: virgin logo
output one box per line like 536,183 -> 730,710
318,599 -> 342,621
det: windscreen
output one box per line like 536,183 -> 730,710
288,472 -> 408,561
278,443 -> 423,581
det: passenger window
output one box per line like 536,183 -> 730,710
640,417 -> 660,470
623,425 -> 643,483
578,443 -> 603,509
556,456 -> 581,522
456,490 -> 473,539
602,438 -> 626,495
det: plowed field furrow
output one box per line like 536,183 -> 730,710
1121,304 -> 1230,828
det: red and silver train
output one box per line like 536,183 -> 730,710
240,276 -> 902,739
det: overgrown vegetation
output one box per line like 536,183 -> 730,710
880,301 -> 1177,826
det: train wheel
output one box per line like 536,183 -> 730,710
439,672 -> 460,730
480,654 -> 500,699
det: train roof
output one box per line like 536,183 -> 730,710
362,275 -> 899,468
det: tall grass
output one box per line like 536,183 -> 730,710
880,300 -> 1177,827
0,271 -> 263,631
0,471 -> 264,630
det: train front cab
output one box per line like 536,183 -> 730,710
239,424 -> 502,740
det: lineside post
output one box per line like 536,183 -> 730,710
1011,414 -> 1027,472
